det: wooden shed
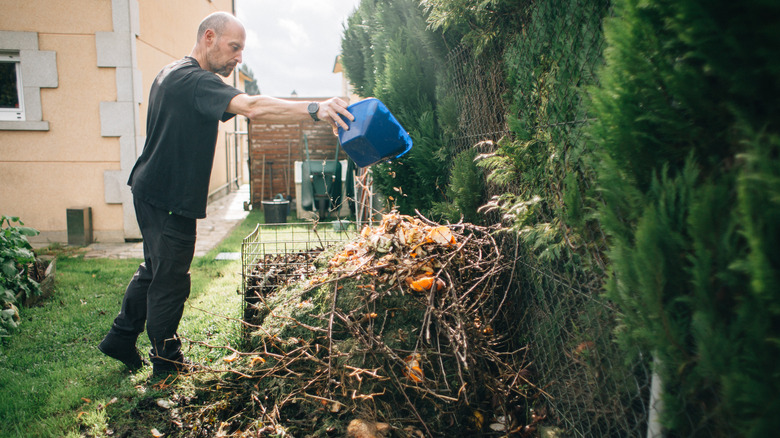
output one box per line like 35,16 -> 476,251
248,97 -> 352,219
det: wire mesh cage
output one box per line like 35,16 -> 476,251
240,221 -> 360,325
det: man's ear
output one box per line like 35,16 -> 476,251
203,28 -> 216,46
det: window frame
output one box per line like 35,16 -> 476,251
0,31 -> 57,131
0,51 -> 25,122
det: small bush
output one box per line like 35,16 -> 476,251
1,216 -> 41,336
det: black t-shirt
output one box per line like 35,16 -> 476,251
128,56 -> 243,219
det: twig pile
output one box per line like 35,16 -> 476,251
180,212 -> 539,437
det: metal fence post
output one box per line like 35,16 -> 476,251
647,355 -> 665,437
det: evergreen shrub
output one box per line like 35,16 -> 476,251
590,0 -> 780,435
341,0 -> 449,216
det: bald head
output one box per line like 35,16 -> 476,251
191,12 -> 246,77
197,12 -> 241,42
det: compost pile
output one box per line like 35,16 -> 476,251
182,213 -> 541,437
243,249 -> 324,323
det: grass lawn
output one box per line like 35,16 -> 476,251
0,210 -> 265,437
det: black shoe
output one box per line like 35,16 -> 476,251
152,357 -> 195,377
98,337 -> 148,372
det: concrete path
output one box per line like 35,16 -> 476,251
82,185 -> 251,259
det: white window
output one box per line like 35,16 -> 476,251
0,31 -> 57,131
0,52 -> 24,122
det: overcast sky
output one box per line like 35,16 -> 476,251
235,0 -> 362,98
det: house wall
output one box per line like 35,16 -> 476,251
0,0 -> 119,242
0,0 -> 240,245
332,55 -> 361,105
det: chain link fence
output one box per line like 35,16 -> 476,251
441,0 -> 656,436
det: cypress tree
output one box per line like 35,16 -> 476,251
341,0 -> 447,215
590,0 -> 780,435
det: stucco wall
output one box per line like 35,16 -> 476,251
0,0 -> 240,245
0,1 -> 113,33
0,0 -> 121,243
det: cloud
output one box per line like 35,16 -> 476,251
235,0 -> 360,97
244,27 -> 262,51
277,18 -> 311,48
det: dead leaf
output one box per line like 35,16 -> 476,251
472,410 -> 485,429
489,422 -> 506,431
573,341 -> 595,356
403,426 -> 425,437
151,428 -> 164,437
426,226 -> 456,246
156,399 -> 174,409
347,418 -> 390,438
223,352 -> 240,363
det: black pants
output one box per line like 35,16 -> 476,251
106,196 -> 196,367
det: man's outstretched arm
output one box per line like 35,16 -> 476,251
227,94 -> 354,135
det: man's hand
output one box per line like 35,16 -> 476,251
318,97 -> 354,135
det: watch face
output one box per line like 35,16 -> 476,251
308,102 -> 319,121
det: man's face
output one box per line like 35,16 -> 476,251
205,21 -> 245,77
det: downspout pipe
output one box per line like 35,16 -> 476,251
231,0 -> 239,191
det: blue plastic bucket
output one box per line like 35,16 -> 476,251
338,98 -> 413,168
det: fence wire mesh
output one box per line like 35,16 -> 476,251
241,222 -> 359,327
441,0 -> 655,436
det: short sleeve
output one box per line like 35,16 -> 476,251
193,73 -> 242,121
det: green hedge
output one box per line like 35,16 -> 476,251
342,0 -> 780,435
590,0 -> 780,435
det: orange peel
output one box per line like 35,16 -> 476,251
406,275 -> 445,292
403,353 -> 424,383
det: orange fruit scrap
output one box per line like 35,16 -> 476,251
403,353 -> 424,383
405,275 -> 446,292
358,312 -> 379,323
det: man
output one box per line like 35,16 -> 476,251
98,12 -> 353,376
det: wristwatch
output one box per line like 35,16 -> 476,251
307,102 -> 320,122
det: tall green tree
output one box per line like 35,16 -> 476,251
341,0 -> 448,215
590,0 -> 780,435
422,0 -> 529,53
